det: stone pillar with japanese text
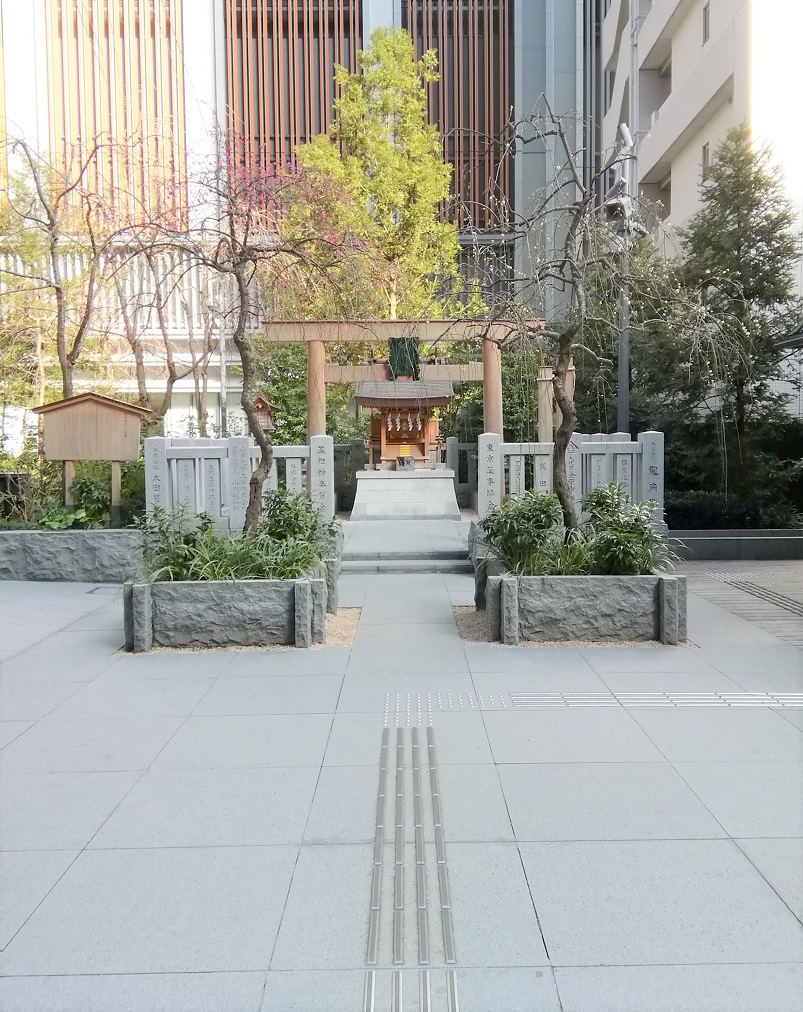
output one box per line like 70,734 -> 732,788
477,432 -> 501,519
638,431 -> 666,528
309,435 -> 335,522
227,436 -> 252,532
566,432 -> 586,518
144,438 -> 169,511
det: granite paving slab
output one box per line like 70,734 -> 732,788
0,771 -> 139,850
0,716 -> 183,774
0,846 -> 298,974
0,972 -> 267,1012
519,839 -> 803,965
672,761 -> 803,837
735,837 -> 803,920
89,766 -> 319,848
554,964 -> 803,1012
498,762 -> 727,841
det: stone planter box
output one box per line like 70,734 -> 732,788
0,529 -> 141,583
484,573 -> 687,645
124,576 -> 327,652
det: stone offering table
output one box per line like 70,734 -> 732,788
350,468 -> 461,520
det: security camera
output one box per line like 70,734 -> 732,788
604,174 -> 627,202
604,196 -> 632,221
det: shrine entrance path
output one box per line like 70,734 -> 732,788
0,563 -> 802,1011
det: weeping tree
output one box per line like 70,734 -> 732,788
168,154 -> 379,533
501,101 -> 736,529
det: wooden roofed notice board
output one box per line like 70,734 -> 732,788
33,394 -> 151,515
33,394 -> 149,461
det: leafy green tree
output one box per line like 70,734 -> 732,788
252,342 -> 368,447
294,28 -> 479,320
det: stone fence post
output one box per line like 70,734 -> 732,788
638,430 -> 665,526
309,435 -> 335,522
144,437 -> 169,510
477,432 -> 501,519
445,436 -> 458,476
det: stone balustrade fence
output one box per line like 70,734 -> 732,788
476,430 -> 665,521
145,435 -> 334,530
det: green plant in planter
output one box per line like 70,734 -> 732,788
136,490 -> 339,583
478,484 -> 676,576
583,484 -> 676,575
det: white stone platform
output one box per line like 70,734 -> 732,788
350,468 -> 461,520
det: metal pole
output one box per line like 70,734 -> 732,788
617,0 -> 640,436
219,336 -> 228,437
617,242 -> 630,434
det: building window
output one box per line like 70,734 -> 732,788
703,2 -> 711,44
604,70 -> 616,114
702,142 -> 710,180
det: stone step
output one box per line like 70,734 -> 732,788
342,550 -> 469,561
340,558 -> 474,574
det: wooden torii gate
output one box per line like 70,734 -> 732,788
262,319 -> 540,441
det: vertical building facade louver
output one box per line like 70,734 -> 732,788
224,0 -> 361,172
43,0 -> 187,222
402,0 -> 514,234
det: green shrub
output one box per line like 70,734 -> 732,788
478,484 -> 676,576
37,505 -> 94,530
70,473 -> 110,525
137,490 -> 338,582
477,490 -> 563,574
665,490 -> 803,530
583,484 -> 676,575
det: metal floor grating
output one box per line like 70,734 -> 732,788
386,692 -> 803,722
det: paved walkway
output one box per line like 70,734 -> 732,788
0,551 -> 802,1011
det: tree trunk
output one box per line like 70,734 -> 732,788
232,265 -> 273,533
115,276 -> 151,409
51,244 -> 72,398
552,327 -> 579,530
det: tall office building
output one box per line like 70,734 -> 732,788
0,0 -> 586,432
592,0 -> 803,257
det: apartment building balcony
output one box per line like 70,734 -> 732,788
602,0 -> 628,69
638,0 -> 695,69
638,20 -> 735,184
602,28 -> 632,146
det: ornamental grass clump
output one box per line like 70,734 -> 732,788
478,484 -> 676,577
137,489 -> 337,582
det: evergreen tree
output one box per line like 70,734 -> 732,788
680,125 -> 802,496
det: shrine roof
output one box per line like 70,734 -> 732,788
354,380 -> 454,407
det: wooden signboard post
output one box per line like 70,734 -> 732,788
33,394 -> 151,525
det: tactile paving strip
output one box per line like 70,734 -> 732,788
705,573 -> 803,618
386,692 -> 803,721
363,727 -> 459,1012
